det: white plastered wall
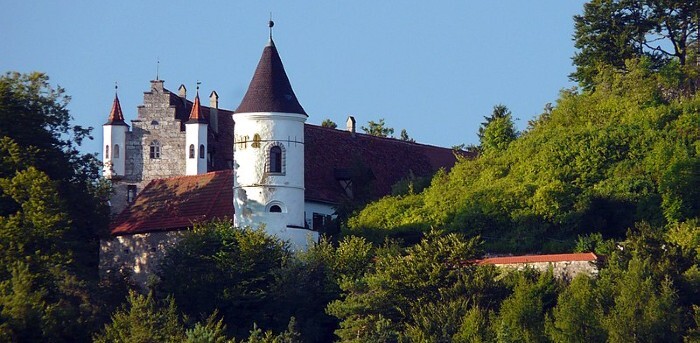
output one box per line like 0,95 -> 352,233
185,123 -> 208,175
233,112 -> 315,248
103,124 -> 127,177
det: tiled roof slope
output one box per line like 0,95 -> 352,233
304,125 -> 467,203
105,94 -> 128,126
110,170 -> 233,236
476,253 -> 598,265
236,40 -> 307,115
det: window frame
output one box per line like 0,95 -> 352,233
149,140 -> 161,159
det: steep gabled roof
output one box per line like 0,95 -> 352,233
105,94 -> 128,126
110,170 -> 233,235
236,39 -> 307,115
476,253 -> 598,265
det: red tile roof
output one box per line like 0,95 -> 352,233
476,253 -> 598,265
105,94 -> 128,126
236,39 -> 307,116
110,170 -> 233,236
186,93 -> 206,124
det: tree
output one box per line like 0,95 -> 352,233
93,291 -> 185,343
479,105 -> 517,154
157,221 -> 292,340
399,129 -> 415,142
572,0 -> 700,89
361,118 -> 394,138
321,119 -> 337,129
326,231 -> 484,341
546,275 -> 606,343
0,72 -> 109,342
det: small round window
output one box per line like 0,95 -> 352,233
269,205 -> 282,213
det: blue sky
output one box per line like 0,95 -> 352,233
2,1 -> 586,155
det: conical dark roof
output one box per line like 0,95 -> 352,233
105,94 -> 128,126
236,39 -> 307,116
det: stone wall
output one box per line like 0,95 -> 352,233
99,230 -> 183,288
493,260 -> 599,280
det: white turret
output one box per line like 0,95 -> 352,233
233,31 -> 315,248
185,89 -> 208,175
103,91 -> 129,178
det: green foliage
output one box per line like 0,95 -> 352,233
0,72 -> 111,342
399,128 -> 415,142
571,0 -> 700,90
361,118 -> 394,138
321,119 -> 337,129
94,291 -> 185,343
158,220 -> 290,340
494,270 -> 558,343
184,311 -> 230,343
327,231 -> 486,341
348,60 -> 700,253
546,275 -> 606,343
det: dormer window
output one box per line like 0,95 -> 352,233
150,140 -> 161,159
189,144 -> 195,159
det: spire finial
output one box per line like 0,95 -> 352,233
196,80 -> 201,96
114,81 -> 118,95
156,58 -> 160,81
269,13 -> 274,40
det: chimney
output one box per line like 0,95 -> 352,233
209,91 -> 219,108
209,91 -> 219,133
178,84 -> 187,99
346,116 -> 356,136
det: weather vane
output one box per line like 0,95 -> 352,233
196,80 -> 201,93
156,58 -> 160,81
269,13 -> 274,39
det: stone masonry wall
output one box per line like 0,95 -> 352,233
99,230 -> 183,288
494,260 -> 599,280
109,80 -> 188,215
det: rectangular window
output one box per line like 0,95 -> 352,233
127,185 -> 137,203
312,213 -> 324,232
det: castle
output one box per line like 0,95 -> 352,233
100,27 -> 464,284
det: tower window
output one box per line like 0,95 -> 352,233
269,146 -> 282,173
105,145 -> 109,159
149,140 -> 161,159
269,205 -> 282,213
199,145 -> 205,159
189,144 -> 195,159
114,144 -> 120,158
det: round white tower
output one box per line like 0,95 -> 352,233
185,88 -> 208,175
233,30 -> 315,248
103,91 -> 128,178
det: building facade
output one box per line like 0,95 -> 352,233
101,32 -> 467,284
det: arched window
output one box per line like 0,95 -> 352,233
269,146 -> 282,173
189,144 -> 195,159
269,205 -> 282,213
113,144 -> 120,158
105,145 -> 109,159
149,140 -> 161,159
199,145 -> 205,159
